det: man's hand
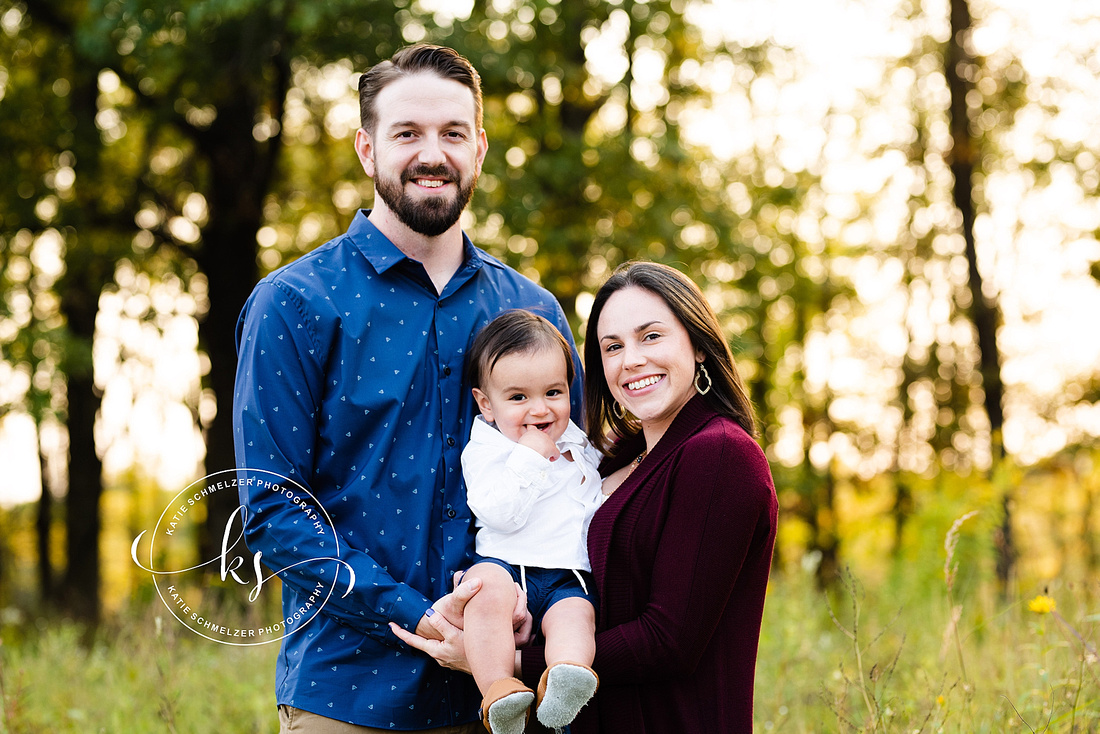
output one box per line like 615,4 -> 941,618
409,572 -> 534,648
392,612 -> 471,674
518,425 -> 560,462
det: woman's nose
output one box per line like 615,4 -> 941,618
621,342 -> 645,368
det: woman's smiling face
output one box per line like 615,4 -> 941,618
597,286 -> 703,448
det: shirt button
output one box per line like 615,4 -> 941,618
443,366 -> 452,376
447,437 -> 456,447
447,509 -> 457,519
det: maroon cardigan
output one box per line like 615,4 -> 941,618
521,395 -> 778,734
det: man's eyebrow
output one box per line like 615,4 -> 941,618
388,119 -> 473,131
599,320 -> 663,342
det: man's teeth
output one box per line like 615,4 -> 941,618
418,179 -> 445,188
627,376 -> 661,391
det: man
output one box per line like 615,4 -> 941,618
233,44 -> 583,732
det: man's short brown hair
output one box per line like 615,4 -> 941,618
358,44 -> 483,135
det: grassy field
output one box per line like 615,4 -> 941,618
1,564 -> 1096,734
755,568 -> 1099,732
0,606 -> 277,733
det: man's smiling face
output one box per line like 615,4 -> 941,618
359,72 -> 487,238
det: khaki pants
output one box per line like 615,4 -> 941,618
278,705 -> 483,734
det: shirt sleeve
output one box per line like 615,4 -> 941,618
591,429 -> 775,683
462,438 -> 552,533
233,281 -> 432,643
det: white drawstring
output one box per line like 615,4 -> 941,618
572,569 -> 589,595
519,565 -> 588,595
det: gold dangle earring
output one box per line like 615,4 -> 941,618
612,401 -> 626,420
694,363 -> 712,395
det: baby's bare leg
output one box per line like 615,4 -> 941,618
461,562 -> 521,695
541,596 -> 596,667
536,597 -> 599,728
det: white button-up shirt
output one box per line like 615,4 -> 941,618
462,416 -> 604,571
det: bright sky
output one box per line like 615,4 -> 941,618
2,0 -> 1099,504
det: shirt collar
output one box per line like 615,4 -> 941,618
347,210 -> 503,275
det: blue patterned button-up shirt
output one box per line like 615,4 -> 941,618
233,211 -> 582,728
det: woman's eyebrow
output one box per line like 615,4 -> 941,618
599,320 -> 663,342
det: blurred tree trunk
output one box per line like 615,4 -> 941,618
37,449 -> 54,604
790,285 -> 840,588
57,61 -> 110,624
194,60 -> 288,567
944,0 -> 1013,586
61,365 -> 102,621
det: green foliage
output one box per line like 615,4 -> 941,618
3,0 -> 1100,630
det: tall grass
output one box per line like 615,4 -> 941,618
2,455 -> 1098,732
2,565 -> 1094,733
0,605 -> 276,733
754,548 -> 1099,732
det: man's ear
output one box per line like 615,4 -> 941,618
474,128 -> 488,177
354,128 -> 375,178
471,387 -> 494,422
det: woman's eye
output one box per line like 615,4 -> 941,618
604,343 -> 621,353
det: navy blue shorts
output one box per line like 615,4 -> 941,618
468,557 -> 597,634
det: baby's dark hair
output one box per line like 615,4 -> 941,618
467,310 -> 575,390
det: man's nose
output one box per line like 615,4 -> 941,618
417,136 -> 446,166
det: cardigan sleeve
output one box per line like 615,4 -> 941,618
591,423 -> 775,683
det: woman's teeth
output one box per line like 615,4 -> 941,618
627,376 -> 661,391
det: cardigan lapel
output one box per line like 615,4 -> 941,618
588,394 -> 721,620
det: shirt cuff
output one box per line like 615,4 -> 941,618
387,585 -> 434,633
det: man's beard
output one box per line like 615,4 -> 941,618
374,163 -> 477,238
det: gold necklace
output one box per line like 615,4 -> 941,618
602,451 -> 647,498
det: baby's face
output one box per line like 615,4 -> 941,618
472,345 -> 572,444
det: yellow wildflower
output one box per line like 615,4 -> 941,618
1028,595 -> 1056,614
936,695 -> 945,707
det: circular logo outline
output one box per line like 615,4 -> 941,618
132,468 -> 354,647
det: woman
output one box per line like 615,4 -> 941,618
396,262 -> 777,733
